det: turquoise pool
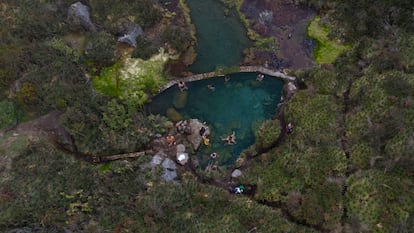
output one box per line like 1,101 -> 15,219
149,72 -> 284,168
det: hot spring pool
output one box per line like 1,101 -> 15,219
148,72 -> 284,167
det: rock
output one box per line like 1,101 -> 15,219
176,120 -> 191,134
67,2 -> 96,31
287,82 -> 297,93
162,158 -> 177,170
166,108 -> 182,122
258,10 -> 273,25
117,20 -> 144,47
186,119 -> 210,150
176,152 -> 189,166
150,154 -> 163,167
231,169 -> 242,178
173,91 -> 188,109
161,169 -> 177,182
176,144 -> 186,153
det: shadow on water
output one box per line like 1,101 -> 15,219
148,72 -> 283,168
186,0 -> 250,73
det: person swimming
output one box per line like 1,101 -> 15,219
202,135 -> 210,146
222,131 -> 236,145
256,73 -> 264,81
207,84 -> 215,91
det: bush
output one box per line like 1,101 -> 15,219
162,26 -> 192,52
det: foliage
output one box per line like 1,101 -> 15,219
162,25 -> 192,52
88,0 -> 162,29
346,170 -> 414,232
0,45 -> 23,96
92,62 -> 123,97
307,16 -> 351,64
93,50 -> 170,108
0,100 -> 16,129
62,97 -> 172,156
131,37 -> 159,60
254,119 -> 281,149
84,31 -> 117,68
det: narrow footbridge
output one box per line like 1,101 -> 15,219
159,66 -> 296,92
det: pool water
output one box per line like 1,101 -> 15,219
148,73 -> 284,168
186,0 -> 250,73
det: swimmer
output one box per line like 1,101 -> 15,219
210,152 -> 217,159
178,81 -> 188,92
225,75 -> 230,82
207,84 -> 215,91
256,73 -> 264,81
222,131 -> 236,145
202,135 -> 210,146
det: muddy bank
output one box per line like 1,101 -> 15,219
241,0 -> 316,70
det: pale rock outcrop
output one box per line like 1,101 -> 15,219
231,169 -> 242,178
117,20 -> 144,47
67,2 -> 96,31
186,119 -> 210,150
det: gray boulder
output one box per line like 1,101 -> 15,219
287,82 -> 297,93
231,169 -> 242,178
150,154 -> 163,168
117,20 -> 143,47
187,119 -> 210,150
67,2 -> 96,31
176,152 -> 189,166
162,158 -> 177,170
176,144 -> 186,153
161,169 -> 177,182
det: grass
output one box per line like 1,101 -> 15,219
307,16 -> 351,64
0,100 -> 16,129
92,50 -> 171,107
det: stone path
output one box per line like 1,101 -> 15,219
159,66 -> 296,92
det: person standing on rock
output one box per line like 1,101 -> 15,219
178,81 -> 188,92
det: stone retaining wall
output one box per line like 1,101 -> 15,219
159,66 -> 296,92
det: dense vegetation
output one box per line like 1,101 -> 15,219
1,0 -> 413,232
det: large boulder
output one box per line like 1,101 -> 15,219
117,20 -> 144,47
176,120 -> 191,134
162,158 -> 177,170
150,154 -> 163,168
186,119 -> 210,150
161,169 -> 177,182
67,2 -> 96,31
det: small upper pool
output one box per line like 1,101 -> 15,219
186,0 -> 250,73
148,72 -> 284,168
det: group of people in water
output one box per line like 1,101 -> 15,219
178,80 -> 217,92
178,73 -> 263,92
199,125 -> 238,160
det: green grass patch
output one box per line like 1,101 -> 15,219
307,16 -> 351,64
0,100 -> 16,129
92,62 -> 123,97
92,50 -> 172,107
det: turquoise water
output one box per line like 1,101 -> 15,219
186,0 -> 250,73
148,73 -> 284,167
